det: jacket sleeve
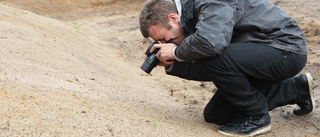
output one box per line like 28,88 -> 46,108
175,0 -> 239,61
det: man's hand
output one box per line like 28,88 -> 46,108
151,43 -> 176,66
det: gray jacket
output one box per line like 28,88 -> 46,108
174,0 -> 308,61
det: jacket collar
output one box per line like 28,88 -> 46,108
176,0 -> 195,35
174,0 -> 182,20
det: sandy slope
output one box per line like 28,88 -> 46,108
0,0 -> 319,136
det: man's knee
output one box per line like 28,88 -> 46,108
203,109 -> 212,123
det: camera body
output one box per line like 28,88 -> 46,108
140,41 -> 160,74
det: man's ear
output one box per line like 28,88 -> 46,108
167,13 -> 179,24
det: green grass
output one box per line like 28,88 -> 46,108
143,112 -> 163,127
74,26 -> 88,36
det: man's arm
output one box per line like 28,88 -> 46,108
175,0 -> 238,61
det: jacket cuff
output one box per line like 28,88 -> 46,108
172,46 -> 184,62
164,60 -> 185,76
165,63 -> 175,73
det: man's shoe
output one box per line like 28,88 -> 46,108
293,73 -> 315,116
217,114 -> 271,137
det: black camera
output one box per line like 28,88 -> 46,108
140,41 -> 160,74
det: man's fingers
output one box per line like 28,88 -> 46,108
150,44 -> 162,53
153,44 -> 162,48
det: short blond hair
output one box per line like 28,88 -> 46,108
139,0 -> 177,38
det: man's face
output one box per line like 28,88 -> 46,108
148,15 -> 184,44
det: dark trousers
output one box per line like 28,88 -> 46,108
200,43 -> 307,125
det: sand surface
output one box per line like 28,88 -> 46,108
0,0 -> 319,136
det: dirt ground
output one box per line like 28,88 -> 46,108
0,0 -> 319,136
